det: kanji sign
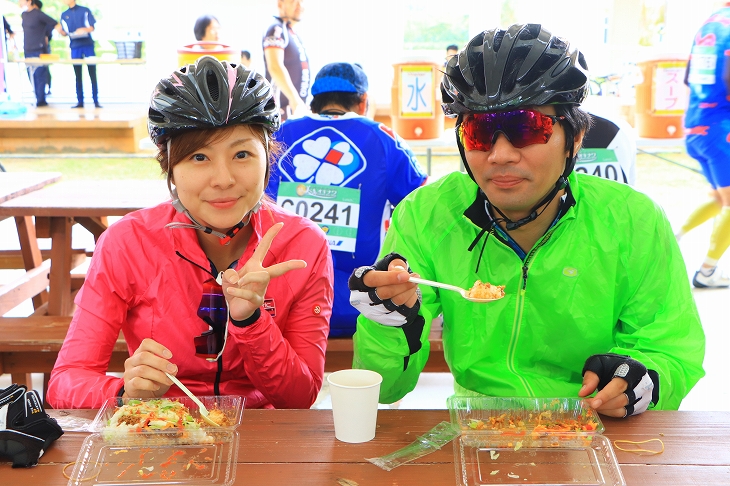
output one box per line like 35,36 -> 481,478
398,65 -> 436,118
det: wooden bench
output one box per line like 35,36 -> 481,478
0,108 -> 149,153
0,316 -> 447,401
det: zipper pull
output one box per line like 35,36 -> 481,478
522,265 -> 529,290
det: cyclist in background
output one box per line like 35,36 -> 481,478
267,62 -> 426,337
678,1 -> 730,288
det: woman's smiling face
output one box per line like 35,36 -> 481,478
172,124 -> 267,233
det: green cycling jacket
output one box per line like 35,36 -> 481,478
353,171 -> 705,410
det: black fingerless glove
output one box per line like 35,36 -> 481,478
583,353 -> 660,417
0,384 -> 64,467
348,252 -> 421,328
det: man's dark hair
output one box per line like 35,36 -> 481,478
554,104 -> 593,152
241,50 -> 251,60
446,44 -> 459,51
194,15 -> 218,41
310,92 -> 362,114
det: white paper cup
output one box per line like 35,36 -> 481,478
327,369 -> 383,443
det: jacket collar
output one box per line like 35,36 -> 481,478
463,176 -> 579,231
169,202 -> 269,274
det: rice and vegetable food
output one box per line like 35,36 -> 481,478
466,280 -> 505,300
102,398 -> 229,444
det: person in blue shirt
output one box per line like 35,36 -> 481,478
266,62 -> 428,337
59,0 -> 100,108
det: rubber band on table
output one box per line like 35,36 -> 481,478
62,461 -> 101,481
613,438 -> 664,454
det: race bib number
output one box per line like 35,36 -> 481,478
688,45 -> 717,85
575,149 -> 627,183
277,182 -> 360,252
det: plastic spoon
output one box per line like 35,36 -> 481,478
165,372 -> 219,427
409,276 -> 503,303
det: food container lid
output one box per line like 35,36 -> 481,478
67,430 -> 239,485
454,433 -> 626,485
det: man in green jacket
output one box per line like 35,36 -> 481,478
348,24 -> 705,418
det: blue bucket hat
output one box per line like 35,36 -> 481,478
311,62 -> 369,96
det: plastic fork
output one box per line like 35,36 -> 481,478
165,372 -> 219,427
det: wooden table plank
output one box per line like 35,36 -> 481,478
0,171 -> 61,204
0,179 -> 169,218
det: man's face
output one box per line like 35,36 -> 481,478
278,0 -> 304,22
463,105 -> 580,221
446,48 -> 458,59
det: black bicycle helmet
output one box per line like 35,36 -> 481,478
441,23 -> 589,116
148,55 -> 280,146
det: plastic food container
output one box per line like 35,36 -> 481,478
448,396 -> 625,486
67,396 -> 244,485
89,396 -> 244,445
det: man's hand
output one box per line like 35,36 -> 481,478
579,353 -> 659,418
122,338 -> 176,399
349,252 -> 420,327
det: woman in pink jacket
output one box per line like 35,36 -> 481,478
47,56 -> 334,409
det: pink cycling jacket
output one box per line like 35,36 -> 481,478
47,201 -> 333,409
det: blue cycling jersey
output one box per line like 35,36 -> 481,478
686,6 -> 730,126
267,113 -> 427,336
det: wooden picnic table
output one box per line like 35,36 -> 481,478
1,409 -> 728,485
0,179 -> 169,316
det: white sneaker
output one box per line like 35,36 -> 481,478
692,267 -> 730,288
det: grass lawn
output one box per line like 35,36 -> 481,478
1,157 -> 164,180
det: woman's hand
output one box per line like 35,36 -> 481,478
222,222 -> 306,321
122,338 -> 177,399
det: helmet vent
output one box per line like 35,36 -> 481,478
164,87 -> 176,96
206,71 -> 220,101
578,52 -> 588,70
519,24 -> 540,41
180,66 -> 187,74
492,31 -> 504,52
148,108 -> 166,123
248,78 -> 257,89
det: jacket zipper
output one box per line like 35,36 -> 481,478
506,230 -> 556,396
176,251 -> 224,396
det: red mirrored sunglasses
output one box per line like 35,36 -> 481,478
459,109 -> 566,152
194,278 -> 229,361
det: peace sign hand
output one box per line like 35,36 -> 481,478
222,223 -> 306,321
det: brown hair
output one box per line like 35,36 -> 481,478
156,125 -> 284,190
